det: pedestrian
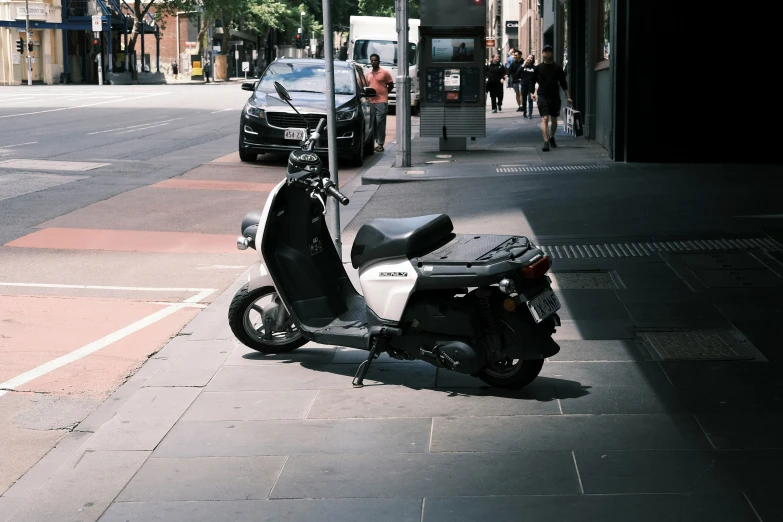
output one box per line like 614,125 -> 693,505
519,54 -> 536,118
171,60 -> 178,79
505,49 -> 515,89
485,54 -> 507,113
203,59 -> 211,83
530,44 -> 571,151
507,49 -> 525,111
364,53 -> 394,152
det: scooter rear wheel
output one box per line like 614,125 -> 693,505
228,284 -> 308,353
477,358 -> 545,389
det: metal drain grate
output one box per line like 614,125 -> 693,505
636,329 -> 766,361
496,164 -> 611,173
540,237 -> 782,259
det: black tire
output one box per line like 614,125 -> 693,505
477,358 -> 545,389
239,149 -> 257,162
350,129 -> 365,166
228,284 -> 308,353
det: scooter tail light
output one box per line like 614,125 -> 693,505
521,255 -> 551,279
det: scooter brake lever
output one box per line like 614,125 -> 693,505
310,191 -> 327,215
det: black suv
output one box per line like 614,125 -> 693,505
239,59 -> 377,166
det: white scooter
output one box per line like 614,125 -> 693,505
229,81 -> 561,389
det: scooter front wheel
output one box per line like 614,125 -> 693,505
477,358 -> 545,389
228,284 -> 308,353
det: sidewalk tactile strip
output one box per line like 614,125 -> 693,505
540,237 -> 783,259
636,329 -> 766,361
496,164 -> 611,173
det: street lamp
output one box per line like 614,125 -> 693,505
300,11 -> 305,33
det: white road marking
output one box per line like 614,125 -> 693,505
116,122 -> 171,134
0,282 -> 215,293
0,93 -> 169,119
196,265 -> 248,270
210,108 -> 234,114
1,142 -> 38,148
86,118 -> 186,135
0,283 -> 215,397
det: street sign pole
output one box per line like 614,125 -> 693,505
321,0 -> 341,259
395,0 -> 411,167
24,0 -> 31,86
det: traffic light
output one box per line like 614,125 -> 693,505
27,40 -> 33,53
16,39 -> 23,53
295,33 -> 304,49
92,37 -> 101,54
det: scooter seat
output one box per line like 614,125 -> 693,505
350,214 -> 454,269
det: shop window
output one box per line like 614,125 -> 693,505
596,0 -> 610,70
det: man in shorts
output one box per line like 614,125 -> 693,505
507,50 -> 525,111
530,44 -> 572,151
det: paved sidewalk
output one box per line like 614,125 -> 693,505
2,101 -> 782,522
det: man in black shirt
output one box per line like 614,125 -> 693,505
530,44 -> 571,151
485,54 -> 507,113
507,49 -> 525,111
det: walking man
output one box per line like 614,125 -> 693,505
364,53 -> 394,152
507,50 -> 525,111
530,44 -> 571,151
486,54 -> 507,113
519,55 -> 536,118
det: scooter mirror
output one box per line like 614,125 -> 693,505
274,82 -> 292,101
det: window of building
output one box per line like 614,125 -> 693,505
595,0 -> 610,70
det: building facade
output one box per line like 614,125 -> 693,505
0,0 -> 65,85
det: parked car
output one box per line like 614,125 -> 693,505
239,58 -> 377,166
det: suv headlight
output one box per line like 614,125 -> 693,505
336,108 -> 357,122
245,105 -> 264,119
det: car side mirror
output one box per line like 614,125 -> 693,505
363,87 -> 377,97
241,82 -> 254,91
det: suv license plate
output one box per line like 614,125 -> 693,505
284,128 -> 305,141
526,288 -> 561,323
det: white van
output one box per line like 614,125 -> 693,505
348,15 -> 420,113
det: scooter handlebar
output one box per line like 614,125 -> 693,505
325,185 -> 350,206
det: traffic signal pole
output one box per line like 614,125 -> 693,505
24,0 -> 31,85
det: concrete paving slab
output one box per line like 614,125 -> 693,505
205,363 -> 437,391
574,449 -> 737,494
271,452 -> 580,499
83,387 -> 201,451
421,494 -> 759,522
181,390 -> 318,421
225,342 -> 337,366
624,302 -> 731,328
153,418 -> 432,457
658,361 -> 783,387
695,414 -> 783,449
553,290 -> 632,320
674,385 -> 783,414
307,384 -> 560,419
552,318 -> 635,340
554,340 -> 644,361
176,310 -> 235,341
557,384 -> 687,415
430,414 -> 710,452
5,450 -> 150,522
143,339 -> 234,387
117,456 -> 287,501
330,347 -> 431,364
100,498 -> 424,522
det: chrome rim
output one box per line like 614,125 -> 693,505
242,291 -> 302,345
483,358 -> 523,378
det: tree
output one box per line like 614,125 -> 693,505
357,0 -> 420,18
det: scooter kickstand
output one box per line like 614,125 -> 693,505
352,336 -> 381,388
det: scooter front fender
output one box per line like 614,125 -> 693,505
246,262 -> 275,292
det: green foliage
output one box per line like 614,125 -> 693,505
357,0 -> 419,18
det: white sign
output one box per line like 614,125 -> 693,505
213,45 -> 221,53
234,50 -> 239,60
12,54 -> 21,65
16,4 -> 47,20
252,50 -> 258,60
310,39 -> 317,51
242,61 -> 249,72
92,15 -> 102,32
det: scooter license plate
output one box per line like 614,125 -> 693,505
526,288 -> 561,323
284,128 -> 305,141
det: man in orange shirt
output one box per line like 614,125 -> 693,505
364,53 -> 394,152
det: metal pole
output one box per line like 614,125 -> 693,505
395,0 -> 411,167
25,0 -> 31,85
207,23 -> 214,82
321,0 -> 341,259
